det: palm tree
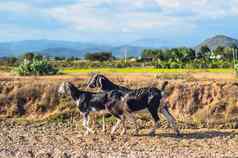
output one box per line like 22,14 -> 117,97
198,45 -> 211,61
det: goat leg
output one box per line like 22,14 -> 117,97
102,115 -> 106,132
120,116 -> 127,136
111,119 -> 121,135
91,114 -> 96,129
87,114 -> 95,134
83,113 -> 95,135
148,121 -> 160,136
160,106 -> 180,137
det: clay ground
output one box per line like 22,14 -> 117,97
0,120 -> 238,158
0,70 -> 238,158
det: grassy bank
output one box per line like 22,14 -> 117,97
63,68 -> 234,74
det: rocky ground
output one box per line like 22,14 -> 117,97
0,120 -> 238,158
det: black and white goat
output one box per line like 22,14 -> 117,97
58,81 -> 110,135
87,74 -> 180,136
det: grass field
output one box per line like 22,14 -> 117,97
63,68 -> 234,74
0,65 -> 234,74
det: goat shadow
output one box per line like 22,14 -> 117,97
134,130 -> 238,140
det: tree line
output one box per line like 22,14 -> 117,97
1,44 -> 238,70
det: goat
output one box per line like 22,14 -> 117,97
87,74 -> 180,136
58,81 -> 110,135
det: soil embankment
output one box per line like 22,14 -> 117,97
0,75 -> 237,128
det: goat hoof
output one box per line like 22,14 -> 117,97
133,129 -> 139,135
84,132 -> 89,136
120,130 -> 126,136
148,130 -> 155,136
110,131 -> 115,135
91,130 -> 96,134
175,131 -> 181,138
76,134 -> 82,138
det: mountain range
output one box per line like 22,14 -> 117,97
0,35 -> 238,58
195,35 -> 238,51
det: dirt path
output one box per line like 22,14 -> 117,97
0,121 -> 238,158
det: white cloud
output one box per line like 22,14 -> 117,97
155,0 -> 237,19
0,0 -> 237,43
47,0 -> 194,33
46,0 -> 238,33
48,3 -> 113,31
0,2 -> 33,13
230,0 -> 238,16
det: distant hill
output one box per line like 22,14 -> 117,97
0,40 -> 144,57
39,45 -> 143,57
0,40 -> 145,58
40,47 -> 83,57
195,35 -> 238,51
0,40 -> 110,57
1,35 -> 238,58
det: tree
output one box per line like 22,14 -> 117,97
230,44 -> 238,67
198,45 -> 211,60
178,48 -> 196,62
222,48 -> 233,60
7,57 -> 18,65
200,45 -> 210,54
212,46 -> 225,60
142,48 -> 196,63
34,54 -> 43,60
142,49 -> 165,61
54,56 -> 65,60
215,46 -> 225,53
85,52 -> 113,61
230,43 -> 238,50
22,52 -> 35,61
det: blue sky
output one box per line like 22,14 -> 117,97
0,0 -> 238,46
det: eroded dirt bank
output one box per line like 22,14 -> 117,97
0,77 -> 237,127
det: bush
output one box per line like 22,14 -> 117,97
85,52 -> 114,61
235,63 -> 238,75
15,57 -> 58,76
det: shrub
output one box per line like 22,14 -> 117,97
170,61 -> 182,68
15,57 -> 58,76
235,63 -> 238,75
85,52 -> 114,61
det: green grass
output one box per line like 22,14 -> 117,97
0,66 -> 13,72
63,68 -> 234,74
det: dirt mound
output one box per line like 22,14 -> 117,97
165,81 -> 238,128
0,80 -> 83,120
